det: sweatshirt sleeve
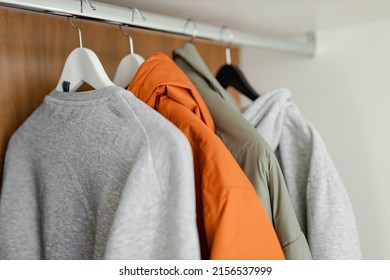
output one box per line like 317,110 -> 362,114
281,105 -> 362,259
306,158 -> 362,259
0,135 -> 42,259
104,94 -> 200,260
148,125 -> 201,260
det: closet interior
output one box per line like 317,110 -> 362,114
0,0 -> 315,186
0,0 -> 363,261
0,6 -> 242,183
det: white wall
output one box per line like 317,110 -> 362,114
241,20 -> 390,259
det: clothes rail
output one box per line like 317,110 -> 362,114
0,0 -> 316,57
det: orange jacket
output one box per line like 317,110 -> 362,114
128,52 -> 285,260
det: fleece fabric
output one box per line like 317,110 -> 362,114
0,86 -> 200,260
242,88 -> 361,259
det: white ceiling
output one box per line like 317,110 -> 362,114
96,0 -> 390,38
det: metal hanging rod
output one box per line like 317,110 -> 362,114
0,0 -> 316,57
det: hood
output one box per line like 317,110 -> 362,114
128,52 -> 215,131
173,43 -> 240,112
242,88 -> 292,151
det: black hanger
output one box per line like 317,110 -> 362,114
216,63 -> 259,101
215,26 -> 259,101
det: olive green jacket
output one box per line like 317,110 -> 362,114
173,43 -> 312,260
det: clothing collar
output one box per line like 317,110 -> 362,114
128,52 -> 215,131
48,86 -> 120,102
173,43 -> 240,112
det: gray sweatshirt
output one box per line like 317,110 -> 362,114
242,88 -> 361,259
0,86 -> 200,260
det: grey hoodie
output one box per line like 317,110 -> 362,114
242,88 -> 361,259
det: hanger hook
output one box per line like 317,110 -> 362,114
80,0 -> 96,13
85,0 -> 97,11
120,7 -> 144,54
119,25 -> 134,54
67,17 -> 83,48
220,26 -> 234,65
130,7 -> 146,22
183,18 -> 198,42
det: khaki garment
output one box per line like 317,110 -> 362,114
128,52 -> 285,260
173,43 -> 312,259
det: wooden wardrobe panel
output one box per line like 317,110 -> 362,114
0,7 -> 240,185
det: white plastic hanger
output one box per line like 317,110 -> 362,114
113,8 -> 146,88
113,25 -> 145,88
56,17 -> 115,92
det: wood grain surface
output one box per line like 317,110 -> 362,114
0,6 -> 240,185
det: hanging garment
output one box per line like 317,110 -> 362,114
173,43 -> 312,260
0,86 -> 200,260
128,52 -> 285,260
242,88 -> 361,259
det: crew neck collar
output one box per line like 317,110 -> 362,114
49,86 -> 121,102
